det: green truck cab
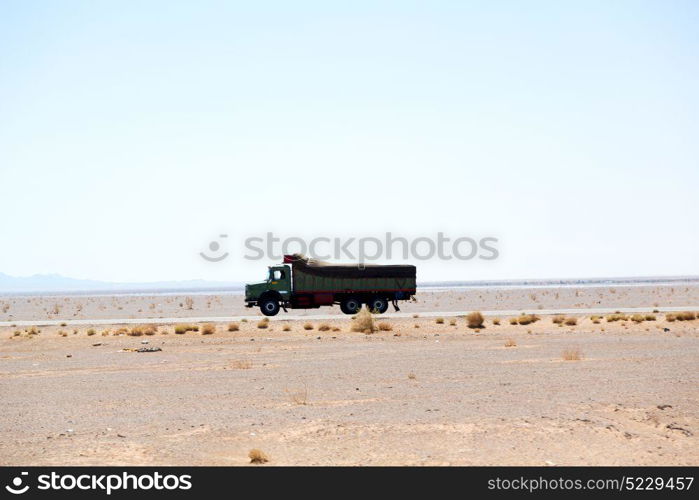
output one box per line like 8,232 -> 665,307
245,254 -> 416,316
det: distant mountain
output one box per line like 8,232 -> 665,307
0,272 -> 244,294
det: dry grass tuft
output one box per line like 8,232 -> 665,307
257,318 -> 269,329
231,359 -> 252,369
351,308 -> 376,333
227,322 -> 240,332
286,384 -> 308,405
435,317 -> 444,324
504,338 -> 517,347
630,314 -> 645,323
318,323 -> 331,332
201,323 -> 216,335
492,318 -> 500,325
564,317 -> 577,326
303,322 -> 314,330
562,349 -> 583,361
644,314 -> 656,321
248,449 -> 269,464
606,313 -> 628,322
516,314 -> 540,325
509,317 -> 518,325
466,311 -> 485,329
282,324 -> 291,332
407,372 -> 416,380
87,328 -> 96,336
674,311 -> 697,321
174,324 -> 198,334
552,315 -> 565,325
143,325 -> 157,335
128,326 -> 143,336
377,322 -> 393,331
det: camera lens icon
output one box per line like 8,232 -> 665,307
200,234 -> 229,262
5,472 -> 29,494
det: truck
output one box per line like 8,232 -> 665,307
245,254 -> 416,316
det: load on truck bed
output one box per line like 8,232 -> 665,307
245,254 -> 416,316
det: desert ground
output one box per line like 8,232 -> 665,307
1,284 -> 698,466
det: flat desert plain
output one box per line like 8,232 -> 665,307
1,285 -> 698,465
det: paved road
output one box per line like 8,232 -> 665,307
1,305 -> 697,327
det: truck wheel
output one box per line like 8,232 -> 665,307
260,298 -> 280,316
340,297 -> 362,315
367,296 -> 389,314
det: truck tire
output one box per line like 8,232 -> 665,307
367,296 -> 389,314
260,298 -> 280,316
340,297 -> 362,315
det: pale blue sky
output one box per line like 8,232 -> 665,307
1,1 -> 697,282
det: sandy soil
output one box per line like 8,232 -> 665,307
1,293 -> 698,466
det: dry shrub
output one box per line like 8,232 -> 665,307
504,338 -> 517,347
174,324 -> 198,334
606,313 -> 628,322
630,314 -> 645,323
492,318 -> 500,325
564,317 -> 577,326
201,323 -> 216,335
408,372 -> 416,380
59,330 -> 67,337
60,322 -> 67,327
449,318 -> 457,326
351,308 -> 376,333
509,318 -> 518,325
562,349 -> 583,361
114,327 -> 129,335
675,311 -> 697,321
377,322 -> 393,331
303,322 -> 314,330
184,297 -> 194,310
143,325 -> 157,335
644,314 -> 656,321
517,314 -> 540,325
128,326 -> 143,336
231,359 -> 252,369
282,324 -> 291,332
466,311 -> 484,329
412,314 -> 420,318
414,324 -> 420,328
227,322 -> 240,332
665,313 -> 676,322
286,384 -> 308,405
241,318 -> 248,323
435,317 -> 444,324
332,327 -> 340,332
87,328 -> 96,336
552,315 -> 565,325
248,449 -> 269,464
257,318 -> 269,329
318,323 -> 331,332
